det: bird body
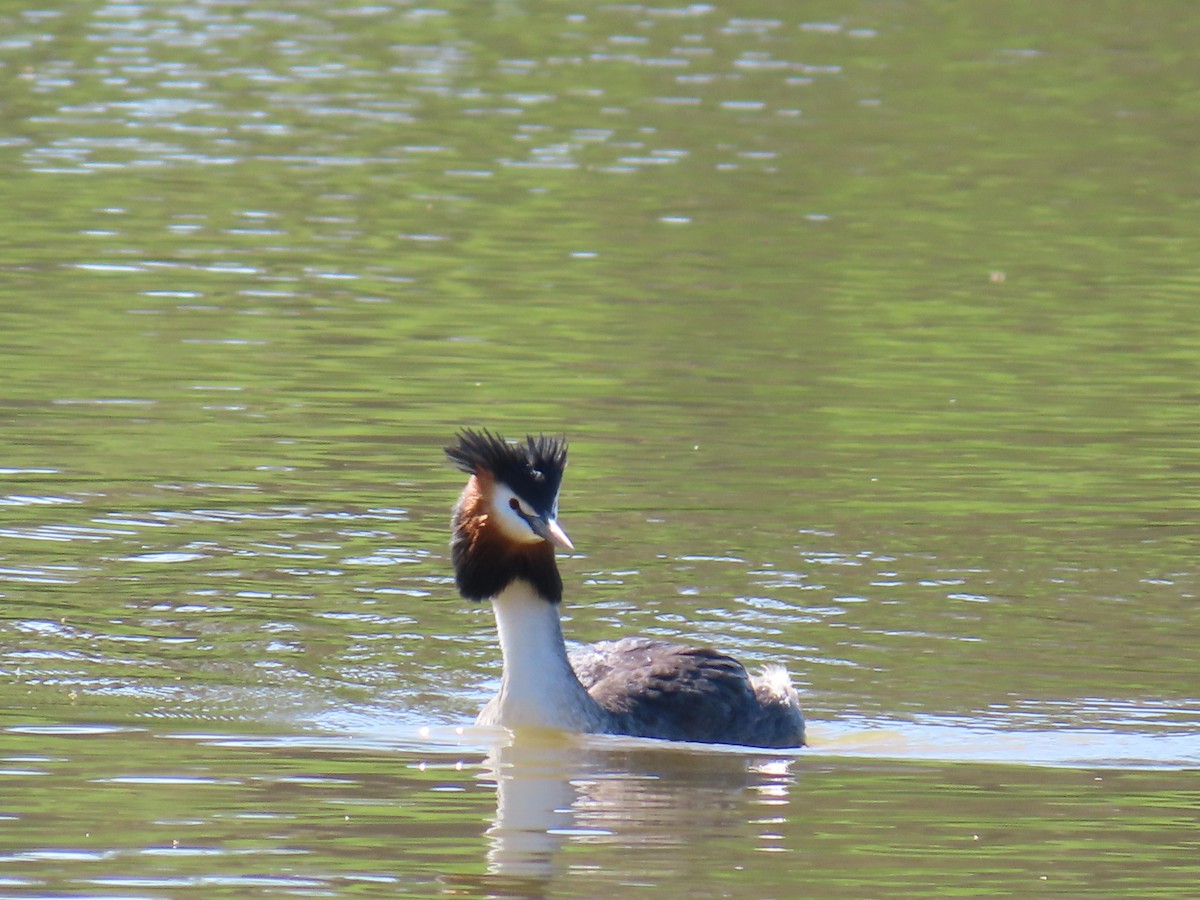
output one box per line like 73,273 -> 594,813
446,429 -> 805,749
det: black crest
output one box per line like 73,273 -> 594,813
445,428 -> 567,514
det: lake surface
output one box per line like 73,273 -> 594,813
1,1 -> 1198,896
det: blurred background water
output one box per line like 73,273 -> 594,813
1,1 -> 1197,896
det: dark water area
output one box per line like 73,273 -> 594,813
1,1 -> 1197,896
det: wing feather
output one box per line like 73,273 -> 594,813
569,637 -> 803,748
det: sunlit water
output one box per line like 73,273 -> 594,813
2,1 -> 1198,896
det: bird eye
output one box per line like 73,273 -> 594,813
508,496 -> 538,520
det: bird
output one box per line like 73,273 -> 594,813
445,428 -> 805,749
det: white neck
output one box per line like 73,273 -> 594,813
478,580 -> 604,732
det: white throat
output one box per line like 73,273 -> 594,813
478,580 -> 602,732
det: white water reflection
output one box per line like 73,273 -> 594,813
312,705 -> 1200,772
815,717 -> 1200,771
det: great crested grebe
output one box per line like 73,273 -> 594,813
446,429 -> 805,749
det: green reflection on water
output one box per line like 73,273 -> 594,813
0,728 -> 1195,897
0,0 -> 1198,895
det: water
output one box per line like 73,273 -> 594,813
1,1 -> 1198,896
